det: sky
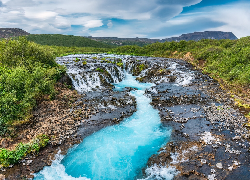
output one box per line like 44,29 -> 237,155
0,0 -> 250,39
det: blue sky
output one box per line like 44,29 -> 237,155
0,0 -> 250,39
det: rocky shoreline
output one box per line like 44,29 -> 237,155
1,55 -> 249,180
0,78 -> 137,179
139,58 -> 250,180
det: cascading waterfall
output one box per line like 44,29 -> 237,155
56,54 -> 125,92
35,54 -> 197,180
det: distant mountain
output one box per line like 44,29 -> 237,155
86,31 -> 238,46
163,31 -> 238,42
25,34 -> 114,48
0,28 -> 238,47
0,28 -> 30,38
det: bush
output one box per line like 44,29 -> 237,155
0,135 -> 49,167
0,37 -> 65,136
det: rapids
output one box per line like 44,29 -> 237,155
34,61 -> 175,179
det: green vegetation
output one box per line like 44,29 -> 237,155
96,39 -> 151,47
116,62 -> 123,68
0,37 -> 66,136
25,34 -> 114,48
139,64 -> 146,72
74,57 -> 80,62
96,68 -> 104,72
0,135 -> 49,167
50,45 -> 111,57
1,34 -> 250,167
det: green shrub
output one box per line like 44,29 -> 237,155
0,135 -> 49,167
0,37 -> 65,136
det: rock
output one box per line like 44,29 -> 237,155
232,136 -> 241,140
0,174 -> 5,180
216,163 -> 223,169
243,134 -> 250,139
169,75 -> 177,82
0,139 -> 9,148
201,159 -> 206,164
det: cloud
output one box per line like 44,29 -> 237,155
107,20 -> 113,28
164,2 -> 250,38
84,20 -> 103,28
24,9 -> 58,20
156,0 -> 202,6
0,0 -> 202,35
207,3 -> 250,38
1,0 -> 249,39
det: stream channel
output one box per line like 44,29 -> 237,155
32,54 -> 249,180
34,55 -> 176,180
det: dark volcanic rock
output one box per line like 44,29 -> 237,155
126,57 -> 249,180
0,28 -> 30,39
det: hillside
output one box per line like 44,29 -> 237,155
26,34 -> 114,48
0,28 -> 30,39
164,31 -> 238,42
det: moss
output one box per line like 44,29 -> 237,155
96,68 -> 104,72
116,62 -> 123,68
74,57 -> 80,62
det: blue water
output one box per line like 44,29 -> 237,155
34,73 -> 171,180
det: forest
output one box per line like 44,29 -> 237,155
24,34 -> 114,48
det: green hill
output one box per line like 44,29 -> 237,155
25,34 -> 114,48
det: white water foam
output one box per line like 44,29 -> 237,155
34,151 -> 90,180
168,62 -> 194,86
200,132 -> 216,144
57,55 -> 125,92
139,164 -> 179,180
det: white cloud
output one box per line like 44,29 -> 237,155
24,9 -> 58,20
84,20 -> 103,28
0,0 -> 202,35
207,3 -> 250,38
165,2 -> 250,38
107,20 -> 113,28
1,0 -> 249,39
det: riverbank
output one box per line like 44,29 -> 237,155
0,72 -> 137,179
111,37 -> 250,120
136,58 -> 250,179
0,82 -> 84,179
1,54 -> 249,179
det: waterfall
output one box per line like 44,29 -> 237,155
56,55 -> 125,92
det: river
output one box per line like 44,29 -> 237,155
34,69 -> 175,179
